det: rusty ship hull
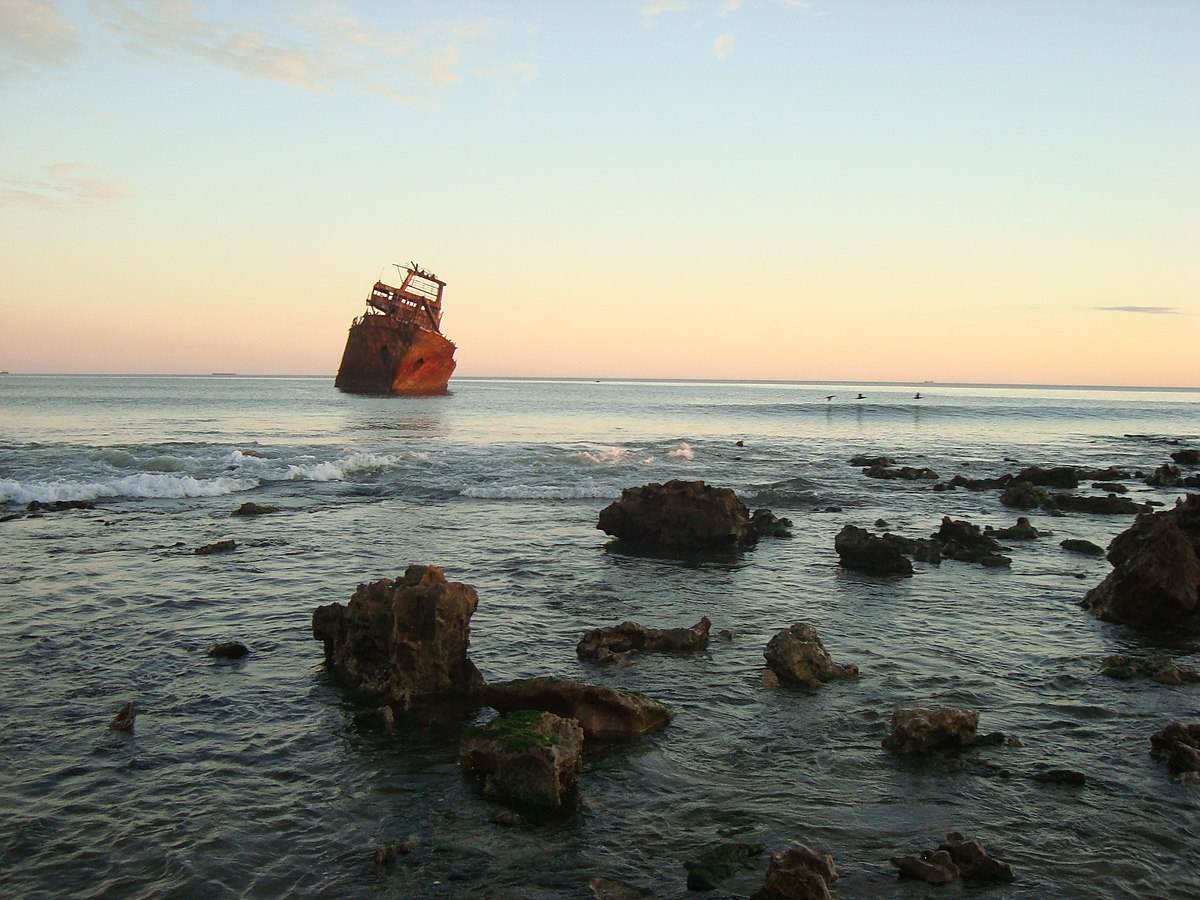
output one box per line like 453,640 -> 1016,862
335,263 -> 457,395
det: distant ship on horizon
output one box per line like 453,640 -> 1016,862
334,262 -> 457,395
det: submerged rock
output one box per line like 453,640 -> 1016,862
207,641 -> 249,659
882,707 -> 980,755
938,833 -> 1015,882
1171,449 -> 1200,465
577,617 -> 710,663
1054,493 -> 1152,515
1000,481 -> 1055,510
311,564 -> 484,709
987,516 -> 1046,540
751,845 -> 838,900
933,517 -> 1010,566
109,701 -> 136,731
1081,495 -> 1200,632
1101,654 -> 1200,684
751,508 -> 793,538
683,842 -> 764,891
194,539 -> 236,555
863,464 -> 939,481
597,479 -> 758,552
459,709 -> 584,808
1146,464 -> 1182,487
891,850 -> 958,885
1061,538 -> 1106,557
26,499 -> 95,512
763,623 -> 858,688
1149,722 -> 1200,776
483,676 -> 671,740
834,525 -> 913,576
849,454 -> 893,467
231,502 -> 279,516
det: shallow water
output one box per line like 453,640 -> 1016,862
1,375 -> 1199,897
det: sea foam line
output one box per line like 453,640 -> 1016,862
0,473 -> 259,504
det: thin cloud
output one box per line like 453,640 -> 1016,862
0,0 -> 79,71
713,32 -> 736,59
0,162 -> 132,211
90,0 -> 539,105
639,0 -> 690,16
1093,306 -> 1180,315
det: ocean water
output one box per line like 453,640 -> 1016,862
1,374 -> 1198,898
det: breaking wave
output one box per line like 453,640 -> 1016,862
461,484 -> 617,500
666,441 -> 695,460
0,473 -> 258,504
578,448 -> 632,465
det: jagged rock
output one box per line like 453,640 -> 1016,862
1093,481 -> 1128,493
194,539 -> 236,555
231,502 -> 279,516
834,525 -> 913,576
26,499 -> 95,512
1149,722 -> 1200,775
882,533 -> 942,563
936,473 -> 1012,492
882,707 -> 980,754
109,701 -> 136,731
1100,654 -> 1200,684
483,676 -> 671,740
459,710 -> 584,808
751,508 -> 793,538
207,641 -> 249,659
891,850 -> 958,884
1061,538 -> 1105,556
864,464 -> 939,480
1053,493 -> 1151,515
312,564 -> 484,709
750,845 -> 838,900
987,516 -> 1045,539
684,842 -> 765,891
849,454 -> 893,467
764,623 -> 858,688
1172,449 -> 1200,465
597,480 -> 758,551
577,617 -> 710,663
1000,481 -> 1055,510
1014,465 -> 1080,488
938,833 -> 1015,882
1147,464 -> 1182,487
1081,495 -> 1200,632
933,517 -> 1010,567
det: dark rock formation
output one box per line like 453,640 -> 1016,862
1147,464 -> 1182,487
1093,481 -> 1128,493
849,454 -> 893,467
195,539 -> 236,555
763,623 -> 858,688
577,617 -> 710,663
891,850 -> 958,884
1100,654 -> 1200,684
1149,722 -> 1200,776
1081,495 -> 1200,632
834,525 -> 913,576
26,499 -> 95,512
1053,493 -> 1151,515
459,709 -> 584,808
933,517 -> 1010,567
882,707 -> 980,755
864,464 -> 939,481
207,641 -> 249,659
1000,481 -> 1055,510
936,473 -> 1012,492
231,502 -> 279,516
312,564 -> 484,709
597,479 -> 759,552
1032,768 -> 1087,786
1171,449 -> 1200,465
1014,465 -> 1081,488
987,517 -> 1045,539
684,842 -> 765,891
938,833 -> 1015,882
751,508 -> 793,538
1061,538 -> 1105,556
109,701 -> 136,731
751,846 -> 838,900
482,676 -> 671,740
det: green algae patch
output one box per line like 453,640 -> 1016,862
463,709 -> 558,750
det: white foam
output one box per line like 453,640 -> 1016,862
0,473 -> 257,504
667,441 -> 695,459
281,451 -> 401,482
579,448 -> 631,465
461,484 -> 616,500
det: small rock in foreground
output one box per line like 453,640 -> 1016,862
763,623 -> 858,688
577,617 -> 710,663
751,845 -> 838,899
459,709 -> 584,808
882,707 -> 980,755
207,641 -> 250,659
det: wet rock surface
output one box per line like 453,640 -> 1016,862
1081,494 -> 1200,632
751,845 -> 838,900
1061,538 -> 1106,556
1149,722 -> 1200,776
892,833 -> 1014,884
459,709 -> 584,808
882,707 -> 980,755
194,539 -> 236,555
231,502 -> 279,516
207,641 -> 249,659
311,564 -> 484,709
482,676 -> 672,740
683,842 -> 764,891
597,479 -> 761,552
577,617 -> 710,663
1100,654 -> 1200,684
834,524 -> 913,576
987,516 -> 1046,539
763,623 -> 858,688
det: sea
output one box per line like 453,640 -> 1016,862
1,375 -> 1198,899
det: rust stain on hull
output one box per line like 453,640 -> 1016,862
335,262 -> 457,396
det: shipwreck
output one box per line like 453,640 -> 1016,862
334,262 -> 457,395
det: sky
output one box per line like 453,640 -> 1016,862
1,0 -> 1197,386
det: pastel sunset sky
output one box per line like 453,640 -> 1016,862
1,1 -> 1196,385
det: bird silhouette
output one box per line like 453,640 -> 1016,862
855,393 -> 866,400
824,395 -> 835,402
